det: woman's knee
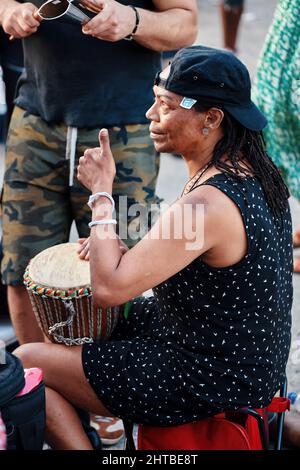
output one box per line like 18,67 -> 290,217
13,342 -> 43,368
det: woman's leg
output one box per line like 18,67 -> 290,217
220,0 -> 244,52
45,386 -> 93,450
14,342 -> 114,449
293,229 -> 300,272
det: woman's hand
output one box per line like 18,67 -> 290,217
77,129 -> 116,193
77,237 -> 90,260
77,235 -> 129,260
80,0 -> 136,41
117,236 -> 130,255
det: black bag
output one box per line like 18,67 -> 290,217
0,352 -> 45,450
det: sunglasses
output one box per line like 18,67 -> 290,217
37,0 -> 92,24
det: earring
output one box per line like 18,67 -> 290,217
202,127 -> 209,135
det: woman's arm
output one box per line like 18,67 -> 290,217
77,130 -> 220,309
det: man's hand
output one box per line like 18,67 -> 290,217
2,2 -> 41,38
80,0 -> 136,41
77,129 -> 116,193
80,0 -> 198,52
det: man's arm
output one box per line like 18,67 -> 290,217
0,1 -> 41,38
80,0 -> 198,51
132,0 -> 198,51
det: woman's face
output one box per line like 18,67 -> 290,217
146,85 -> 206,155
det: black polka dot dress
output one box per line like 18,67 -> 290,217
82,174 -> 293,426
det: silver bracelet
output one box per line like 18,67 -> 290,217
88,219 -> 117,228
87,192 -> 115,211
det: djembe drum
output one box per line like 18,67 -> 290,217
24,243 -> 120,346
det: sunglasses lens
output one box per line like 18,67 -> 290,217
38,0 -> 69,19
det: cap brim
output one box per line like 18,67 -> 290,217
224,101 -> 268,132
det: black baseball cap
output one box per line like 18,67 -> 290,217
155,45 -> 267,132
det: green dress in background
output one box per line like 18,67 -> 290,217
253,0 -> 300,200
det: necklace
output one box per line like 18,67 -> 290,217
181,161 -> 212,197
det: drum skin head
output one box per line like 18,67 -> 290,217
28,243 -> 90,290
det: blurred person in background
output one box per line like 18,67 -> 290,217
220,0 -> 244,53
253,0 -> 300,275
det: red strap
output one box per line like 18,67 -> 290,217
267,397 -> 290,413
16,368 -> 43,397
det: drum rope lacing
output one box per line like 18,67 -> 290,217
24,252 -> 120,345
48,300 -> 94,346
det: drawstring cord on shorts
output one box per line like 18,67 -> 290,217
66,126 -> 78,186
65,125 -> 127,186
117,125 -> 128,145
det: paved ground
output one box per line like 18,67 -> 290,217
0,0 -> 299,450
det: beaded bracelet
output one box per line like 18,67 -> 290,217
125,5 -> 140,40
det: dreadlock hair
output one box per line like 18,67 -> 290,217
193,102 -> 290,219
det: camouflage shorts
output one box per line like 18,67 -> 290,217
1,106 -> 160,285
